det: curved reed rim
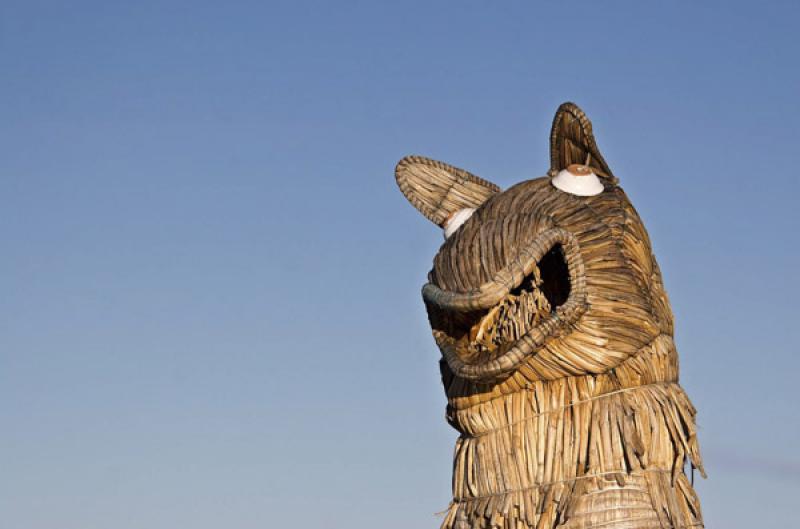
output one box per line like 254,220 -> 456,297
395,155 -> 500,226
549,102 -> 618,185
423,228 -> 588,382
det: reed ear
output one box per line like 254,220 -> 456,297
395,155 -> 500,226
549,102 -> 617,184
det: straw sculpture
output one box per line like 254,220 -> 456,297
394,103 -> 704,529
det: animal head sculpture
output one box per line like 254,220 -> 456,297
395,103 -> 704,529
397,102 -> 670,384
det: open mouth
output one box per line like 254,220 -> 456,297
423,228 -> 587,381
446,245 -> 571,365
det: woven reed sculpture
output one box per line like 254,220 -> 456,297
394,103 -> 704,529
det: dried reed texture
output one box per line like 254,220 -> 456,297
394,103 -> 705,529
549,103 -> 616,184
396,156 -> 501,226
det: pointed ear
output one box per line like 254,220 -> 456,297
549,102 -> 617,184
394,155 -> 500,226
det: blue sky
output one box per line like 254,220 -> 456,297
1,1 -> 798,528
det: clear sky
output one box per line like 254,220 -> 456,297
2,1 -> 798,528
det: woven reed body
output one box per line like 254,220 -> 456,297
428,179 -> 704,529
395,103 -> 705,529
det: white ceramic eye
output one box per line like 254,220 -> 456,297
551,164 -> 604,196
443,208 -> 476,239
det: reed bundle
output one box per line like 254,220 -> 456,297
394,103 -> 705,529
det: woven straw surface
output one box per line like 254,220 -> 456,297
395,103 -> 704,529
549,102 -> 616,183
395,156 -> 500,226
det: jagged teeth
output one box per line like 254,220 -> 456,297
469,281 -> 551,357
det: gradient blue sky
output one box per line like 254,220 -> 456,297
2,1 -> 799,528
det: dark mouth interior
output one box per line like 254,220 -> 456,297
537,244 -> 571,308
432,244 -> 571,365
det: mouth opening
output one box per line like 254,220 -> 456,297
537,244 -> 571,308
423,227 -> 588,381
441,244 -> 571,366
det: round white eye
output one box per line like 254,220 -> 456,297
443,208 -> 476,239
551,167 -> 604,196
